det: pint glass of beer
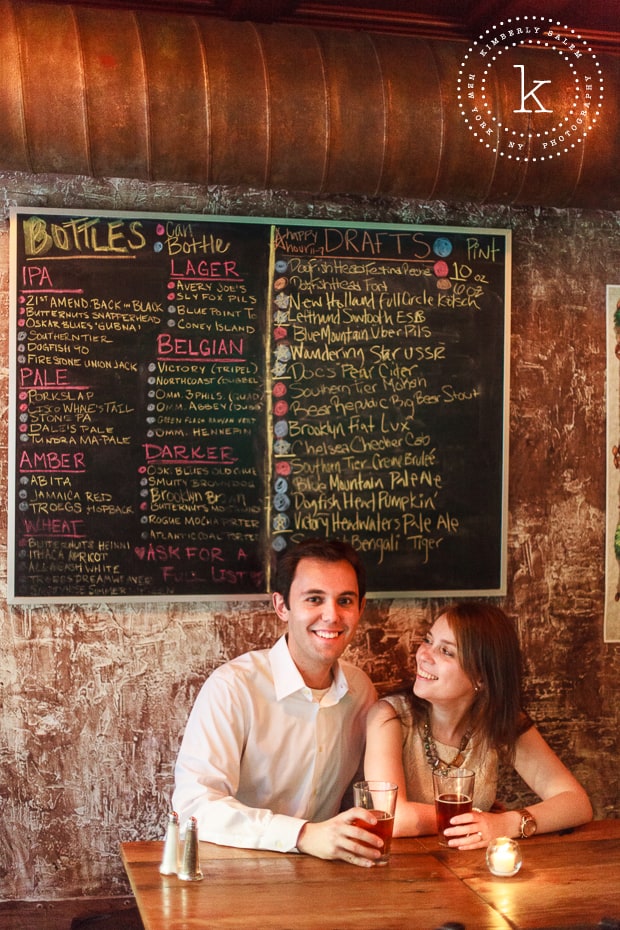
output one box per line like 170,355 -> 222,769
432,768 -> 475,847
353,780 -> 398,865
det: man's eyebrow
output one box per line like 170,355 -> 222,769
299,588 -> 358,597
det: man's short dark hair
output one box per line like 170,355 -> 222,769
273,538 -> 367,608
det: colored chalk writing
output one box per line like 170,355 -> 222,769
9,209 -> 510,602
268,225 -> 509,594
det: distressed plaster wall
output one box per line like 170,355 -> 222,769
0,171 -> 618,906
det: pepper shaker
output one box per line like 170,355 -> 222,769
178,816 -> 203,882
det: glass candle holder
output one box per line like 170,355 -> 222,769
486,837 -> 522,877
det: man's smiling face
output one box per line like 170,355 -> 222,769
272,557 -> 365,689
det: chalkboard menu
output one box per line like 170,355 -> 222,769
9,209 -> 510,603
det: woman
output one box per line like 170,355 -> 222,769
364,602 -> 592,848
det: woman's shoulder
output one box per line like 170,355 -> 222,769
517,709 -> 535,734
377,690 -> 417,720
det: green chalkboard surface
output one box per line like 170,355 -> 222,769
9,208 -> 510,602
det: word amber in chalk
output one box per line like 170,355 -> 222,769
486,837 -> 522,877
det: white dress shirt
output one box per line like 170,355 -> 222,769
172,635 -> 377,852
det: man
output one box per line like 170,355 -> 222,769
172,538 -> 382,866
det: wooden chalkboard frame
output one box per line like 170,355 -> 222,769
8,208 -> 511,604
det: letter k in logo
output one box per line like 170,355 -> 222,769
513,64 -> 553,113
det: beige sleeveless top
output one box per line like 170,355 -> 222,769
382,693 -> 498,811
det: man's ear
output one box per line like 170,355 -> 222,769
272,591 -> 288,622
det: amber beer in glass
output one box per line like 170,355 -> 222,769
432,768 -> 475,847
353,781 -> 398,865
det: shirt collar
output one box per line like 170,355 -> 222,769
269,634 -> 350,703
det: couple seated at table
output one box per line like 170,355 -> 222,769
172,538 -> 592,867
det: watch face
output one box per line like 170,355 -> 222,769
522,815 -> 536,837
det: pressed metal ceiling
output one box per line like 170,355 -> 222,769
31,0 -> 620,49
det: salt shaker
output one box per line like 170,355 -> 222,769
159,811 -> 180,875
178,816 -> 203,881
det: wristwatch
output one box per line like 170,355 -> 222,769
517,808 -> 537,838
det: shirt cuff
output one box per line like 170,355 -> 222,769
263,814 -> 308,853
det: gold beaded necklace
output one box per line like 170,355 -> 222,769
422,710 -> 471,775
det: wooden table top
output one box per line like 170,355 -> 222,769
121,820 -> 620,930
418,820 -> 620,930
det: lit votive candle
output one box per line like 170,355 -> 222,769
486,837 -> 523,877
